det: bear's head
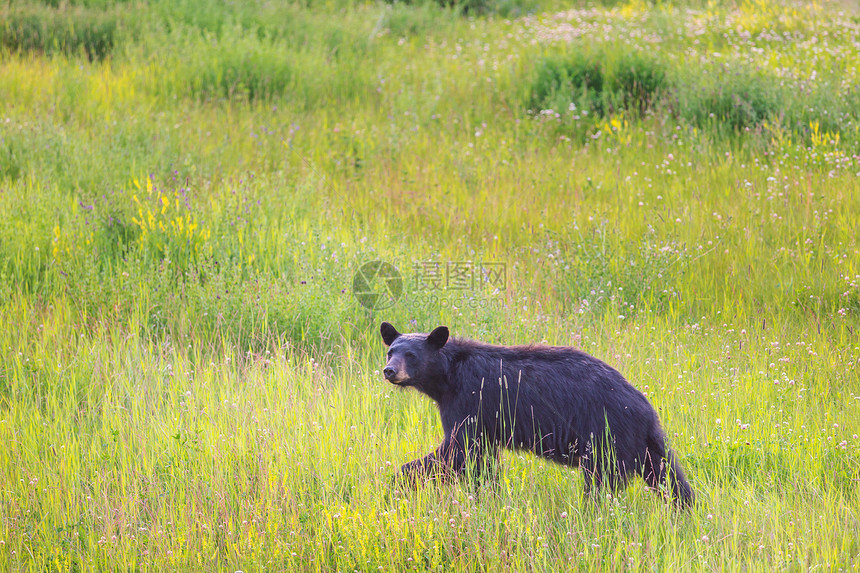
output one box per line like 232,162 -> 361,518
380,322 -> 450,397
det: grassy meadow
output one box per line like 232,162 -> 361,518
1,0 -> 859,569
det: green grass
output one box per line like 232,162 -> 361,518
1,0 -> 859,570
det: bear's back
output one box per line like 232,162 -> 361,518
441,338 -> 658,458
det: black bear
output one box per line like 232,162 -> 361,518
380,321 -> 694,506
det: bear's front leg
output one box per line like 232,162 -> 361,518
399,435 -> 483,487
399,452 -> 444,485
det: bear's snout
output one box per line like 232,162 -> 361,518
383,366 -> 397,381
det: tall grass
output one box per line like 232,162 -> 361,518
0,3 -> 131,61
1,0 -> 859,570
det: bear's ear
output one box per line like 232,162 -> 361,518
380,322 -> 401,346
426,326 -> 449,350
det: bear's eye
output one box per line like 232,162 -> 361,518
405,351 -> 416,360
387,350 -> 392,359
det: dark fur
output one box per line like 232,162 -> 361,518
380,322 -> 694,506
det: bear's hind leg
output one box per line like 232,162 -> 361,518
640,437 -> 695,507
580,463 -> 627,504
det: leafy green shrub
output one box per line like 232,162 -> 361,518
381,2 -> 459,38
0,140 -> 23,182
144,8 -> 374,106
488,0 -> 542,18
614,51 -> 668,114
164,33 -> 336,105
527,48 -> 669,119
381,0 -> 538,17
678,67 -> 782,131
442,0 -> 497,15
528,50 -> 797,137
30,0 -> 136,7
182,36 -> 296,103
529,50 -> 605,116
155,0 -> 372,56
0,5 -> 126,61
